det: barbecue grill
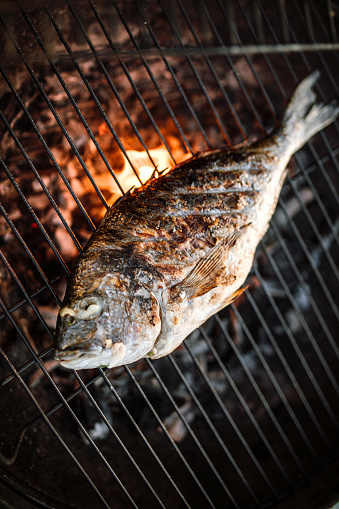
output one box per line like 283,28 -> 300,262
1,1 -> 339,508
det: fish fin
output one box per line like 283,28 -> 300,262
193,138 -> 257,160
230,137 -> 258,150
172,228 -> 246,300
280,71 -> 339,153
111,187 -> 135,209
225,285 -> 248,306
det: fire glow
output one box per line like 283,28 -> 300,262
107,142 -> 191,206
49,127 -> 191,261
120,146 -> 174,193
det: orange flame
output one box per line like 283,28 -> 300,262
120,147 -> 173,189
52,129 -> 191,219
107,142 -> 191,206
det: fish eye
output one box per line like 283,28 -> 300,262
64,315 -> 75,326
77,295 -> 104,320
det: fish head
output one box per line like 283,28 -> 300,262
54,271 -> 162,370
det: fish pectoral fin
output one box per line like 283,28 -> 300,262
225,285 -> 249,306
171,229 -> 246,300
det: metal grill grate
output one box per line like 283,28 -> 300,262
1,1 -> 339,508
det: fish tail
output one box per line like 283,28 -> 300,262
279,70 -> 339,153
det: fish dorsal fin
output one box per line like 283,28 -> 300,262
193,137 -> 258,160
171,228 -> 247,300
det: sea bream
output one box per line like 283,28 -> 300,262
54,72 -> 339,370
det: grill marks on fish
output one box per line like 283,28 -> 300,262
161,191 -> 258,217
108,165 -> 265,232
97,156 -> 267,284
154,166 -> 268,194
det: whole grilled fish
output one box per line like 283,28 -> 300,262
54,72 -> 339,370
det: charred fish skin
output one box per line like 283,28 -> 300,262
54,71 -> 339,370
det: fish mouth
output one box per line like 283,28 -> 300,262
54,341 -> 126,370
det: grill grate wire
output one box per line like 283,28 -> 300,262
1,1 -> 339,508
